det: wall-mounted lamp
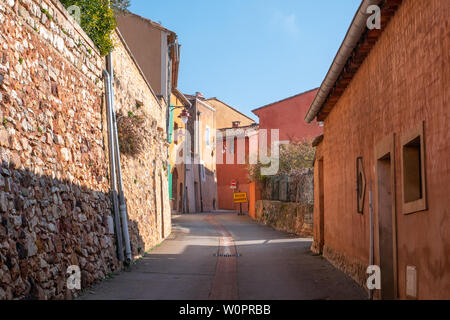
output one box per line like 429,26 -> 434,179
170,106 -> 191,125
178,109 -> 191,125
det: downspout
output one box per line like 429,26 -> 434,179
107,54 -> 132,264
103,69 -> 124,262
369,190 -> 374,300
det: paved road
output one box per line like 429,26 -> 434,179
81,212 -> 366,300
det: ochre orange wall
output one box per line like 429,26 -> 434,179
314,0 -> 449,299
253,89 -> 323,143
249,182 -> 262,219
206,98 -> 256,129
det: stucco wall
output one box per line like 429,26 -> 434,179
115,13 -> 163,96
195,101 -> 217,212
206,98 -> 255,130
253,89 -> 322,144
315,0 -> 449,299
112,31 -> 171,257
217,134 -> 252,211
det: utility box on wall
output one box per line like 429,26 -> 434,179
406,266 -> 417,298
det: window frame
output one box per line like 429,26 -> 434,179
400,122 -> 427,215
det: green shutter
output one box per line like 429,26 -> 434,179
168,106 -> 174,143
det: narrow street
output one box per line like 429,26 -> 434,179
81,212 -> 366,300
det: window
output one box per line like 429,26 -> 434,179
401,122 -> 427,214
205,126 -> 210,148
174,123 -> 179,144
201,163 -> 206,182
229,140 -> 235,154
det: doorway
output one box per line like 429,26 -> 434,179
375,135 -> 398,300
194,182 -> 199,213
179,183 -> 183,213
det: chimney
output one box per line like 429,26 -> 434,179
195,92 -> 204,98
232,121 -> 241,128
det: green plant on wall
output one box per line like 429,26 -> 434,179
59,0 -> 119,56
116,111 -> 146,157
247,140 -> 315,183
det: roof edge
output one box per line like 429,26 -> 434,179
206,97 -> 256,123
114,28 -> 163,109
305,0 -> 383,123
117,11 -> 176,34
251,88 -> 319,115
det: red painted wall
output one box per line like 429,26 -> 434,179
216,136 -> 251,211
253,89 -> 323,144
312,0 -> 449,299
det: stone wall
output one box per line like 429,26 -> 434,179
255,200 -> 313,238
0,0 -> 120,299
254,168 -> 313,237
261,168 -> 314,204
112,31 -> 171,256
0,0 -> 173,300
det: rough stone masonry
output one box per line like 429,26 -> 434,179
0,0 -> 171,300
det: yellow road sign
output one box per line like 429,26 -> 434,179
233,193 -> 248,203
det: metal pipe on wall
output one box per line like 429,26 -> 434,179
107,54 -> 133,264
369,190 -> 374,300
103,69 -> 124,262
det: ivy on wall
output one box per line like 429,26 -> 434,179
59,0 -> 130,56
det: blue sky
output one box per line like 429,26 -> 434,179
129,0 -> 361,120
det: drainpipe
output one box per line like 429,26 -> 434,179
369,190 -> 374,300
103,69 -> 124,262
106,54 -> 132,264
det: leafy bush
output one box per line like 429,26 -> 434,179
116,111 -> 146,157
60,0 -> 121,56
248,140 -> 315,183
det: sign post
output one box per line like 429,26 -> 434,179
233,192 -> 248,216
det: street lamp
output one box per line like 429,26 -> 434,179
178,109 -> 191,124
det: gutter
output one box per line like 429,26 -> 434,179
305,0 -> 382,123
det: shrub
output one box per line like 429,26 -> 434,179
248,139 -> 315,183
60,0 -> 118,56
116,111 -> 146,157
